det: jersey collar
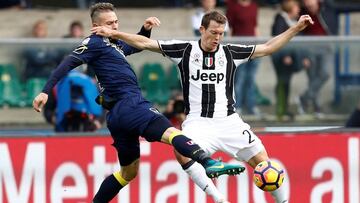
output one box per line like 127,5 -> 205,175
198,39 -> 220,54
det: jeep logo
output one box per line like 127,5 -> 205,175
191,69 -> 224,83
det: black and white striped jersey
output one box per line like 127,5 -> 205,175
158,40 -> 255,118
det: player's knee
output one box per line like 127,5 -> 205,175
161,127 -> 182,144
248,150 -> 269,168
120,168 -> 138,181
120,160 -> 139,181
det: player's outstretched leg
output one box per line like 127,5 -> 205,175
145,118 -> 245,178
167,129 -> 245,178
177,153 -> 234,203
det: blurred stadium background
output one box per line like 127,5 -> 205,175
0,0 -> 359,203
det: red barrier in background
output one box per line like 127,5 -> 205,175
0,132 -> 359,203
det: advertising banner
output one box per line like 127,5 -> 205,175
0,132 -> 359,203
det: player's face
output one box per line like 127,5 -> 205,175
94,11 -> 119,30
200,20 -> 225,52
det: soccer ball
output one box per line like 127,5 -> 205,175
253,160 -> 285,191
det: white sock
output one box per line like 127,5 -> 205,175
184,162 -> 225,202
270,182 -> 288,203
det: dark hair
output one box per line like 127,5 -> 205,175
90,2 -> 115,22
201,10 -> 227,29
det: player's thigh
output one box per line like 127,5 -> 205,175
116,142 -> 140,168
108,98 -> 167,140
233,131 -> 265,162
142,115 -> 173,144
218,114 -> 265,161
180,118 -> 217,155
108,127 -> 141,167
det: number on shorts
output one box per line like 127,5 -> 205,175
243,130 -> 255,144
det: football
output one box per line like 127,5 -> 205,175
253,160 -> 285,191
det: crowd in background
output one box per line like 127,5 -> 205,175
1,0 -> 360,9
0,0 -> 277,9
1,0 -> 360,130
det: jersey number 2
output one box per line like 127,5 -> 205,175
243,130 -> 255,144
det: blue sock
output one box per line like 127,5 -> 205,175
93,172 -> 128,203
171,135 -> 213,167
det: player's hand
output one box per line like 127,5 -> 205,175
91,26 -> 115,38
33,92 -> 48,113
143,17 -> 161,30
295,15 -> 314,32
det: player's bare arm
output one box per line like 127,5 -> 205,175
251,14 -> 314,59
91,19 -> 161,53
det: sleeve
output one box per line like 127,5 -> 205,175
42,36 -> 103,94
42,55 -> 83,94
121,26 -> 152,56
70,36 -> 103,64
157,40 -> 190,64
137,25 -> 151,38
226,44 -> 256,67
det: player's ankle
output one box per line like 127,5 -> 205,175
203,158 -> 217,167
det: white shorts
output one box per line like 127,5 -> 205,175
182,113 -> 265,162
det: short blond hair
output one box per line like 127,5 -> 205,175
90,2 -> 115,22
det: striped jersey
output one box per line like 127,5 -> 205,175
158,40 -> 255,118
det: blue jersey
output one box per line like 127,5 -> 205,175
41,27 -> 173,166
71,34 -> 142,100
42,26 -> 151,100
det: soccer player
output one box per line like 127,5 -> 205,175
91,10 -> 313,203
32,4 -> 245,203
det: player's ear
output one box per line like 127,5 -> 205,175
199,26 -> 205,35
